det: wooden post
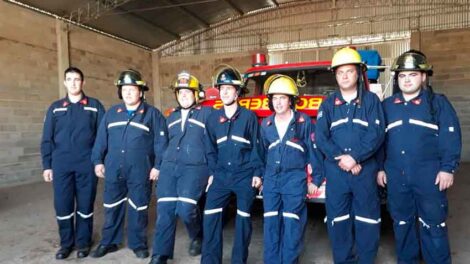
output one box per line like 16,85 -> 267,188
56,19 -> 70,98
151,51 -> 162,108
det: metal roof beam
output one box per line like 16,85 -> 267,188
66,0 -> 137,24
166,0 -> 209,28
117,7 -> 180,39
222,0 -> 244,16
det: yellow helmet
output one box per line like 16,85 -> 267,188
331,47 -> 366,70
172,71 -> 201,91
171,71 -> 203,105
264,74 -> 299,96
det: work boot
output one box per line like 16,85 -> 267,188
91,244 -> 118,258
188,238 -> 202,256
133,248 -> 149,259
76,246 -> 90,258
55,247 -> 73,260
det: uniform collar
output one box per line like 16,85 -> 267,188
219,104 -> 241,123
394,89 -> 425,105
266,110 -> 304,126
62,94 -> 88,107
116,102 -> 146,115
334,90 -> 360,106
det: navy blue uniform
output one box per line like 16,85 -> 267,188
91,102 -> 167,251
315,90 -> 385,263
41,95 -> 105,249
380,90 -> 461,264
201,106 -> 263,264
260,111 -> 324,264
151,106 -> 213,258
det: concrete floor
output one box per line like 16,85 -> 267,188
1,163 -> 469,264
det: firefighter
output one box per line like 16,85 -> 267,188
149,71 -> 212,264
315,47 -> 385,263
377,50 -> 461,264
260,74 -> 324,264
201,65 -> 263,264
41,67 -> 105,259
90,69 -> 167,259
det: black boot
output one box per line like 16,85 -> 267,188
55,247 -> 73,260
189,238 -> 202,256
76,246 -> 90,258
91,244 -> 118,258
133,248 -> 149,259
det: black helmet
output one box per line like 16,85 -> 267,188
391,50 -> 433,76
116,70 -> 149,90
212,65 -> 249,95
391,50 -> 434,94
115,69 -> 149,99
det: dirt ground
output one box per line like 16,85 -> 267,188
1,163 -> 469,263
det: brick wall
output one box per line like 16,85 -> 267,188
68,27 -> 153,109
0,2 -> 152,186
412,29 -> 470,161
0,2 -> 57,186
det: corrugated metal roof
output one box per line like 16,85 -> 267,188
8,0 -> 287,49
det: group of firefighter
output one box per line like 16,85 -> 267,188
41,47 -> 461,264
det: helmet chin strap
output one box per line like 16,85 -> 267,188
224,99 -> 237,106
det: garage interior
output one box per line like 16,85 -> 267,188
1,0 -> 470,263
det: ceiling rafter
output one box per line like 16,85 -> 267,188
66,0 -> 136,24
222,0 -> 244,16
116,6 -> 180,39
270,0 -> 280,7
166,0 -> 210,28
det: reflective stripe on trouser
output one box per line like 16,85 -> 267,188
152,163 -> 207,257
263,191 -> 307,264
100,180 -> 151,250
53,169 -> 97,248
201,176 -> 256,264
386,164 -> 451,264
325,160 -> 380,264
